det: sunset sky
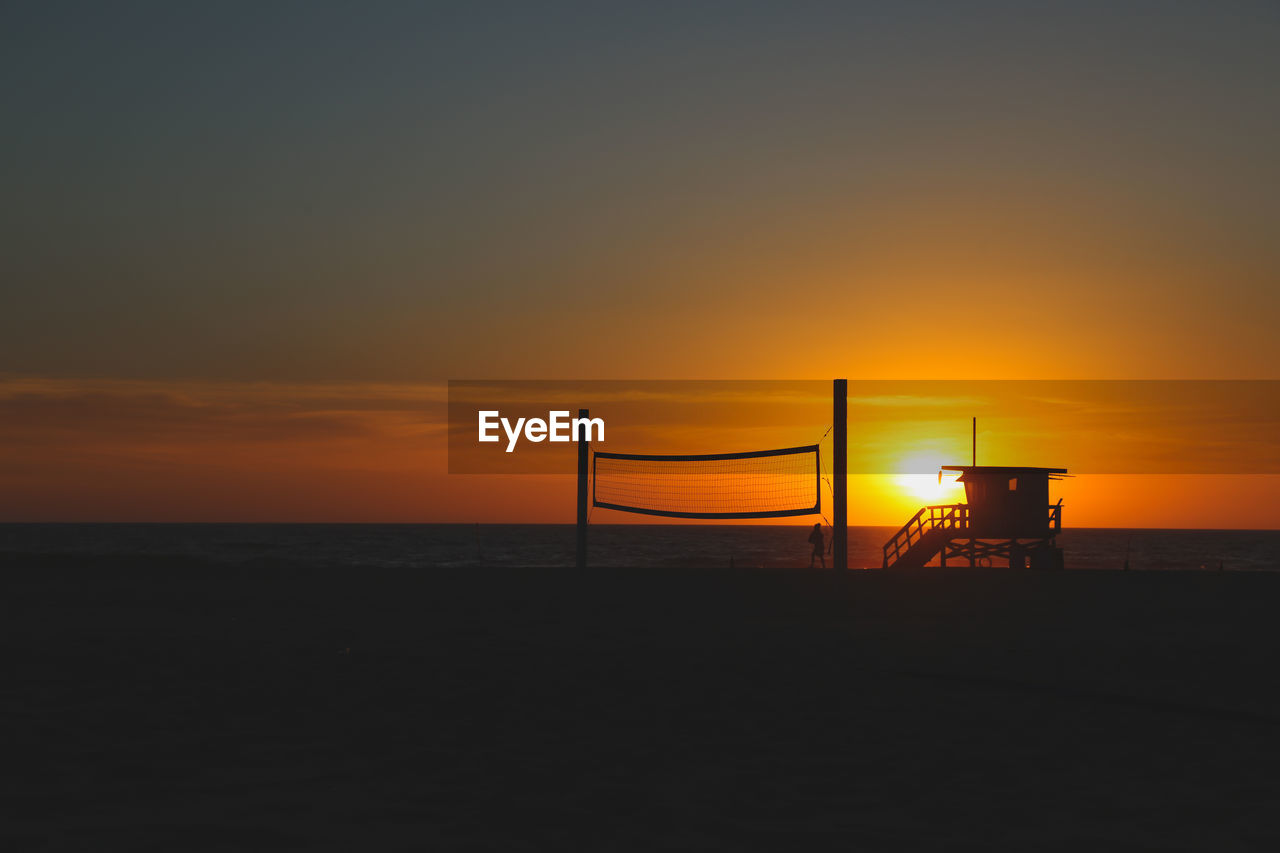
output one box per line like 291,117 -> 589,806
2,3 -> 1277,526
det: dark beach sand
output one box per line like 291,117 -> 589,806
7,563 -> 1280,850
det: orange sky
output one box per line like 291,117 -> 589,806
3,6 -> 1278,526
2,376 -> 1274,528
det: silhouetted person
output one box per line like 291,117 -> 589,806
808,523 -> 826,568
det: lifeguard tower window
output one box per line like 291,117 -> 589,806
1009,478 -> 1017,491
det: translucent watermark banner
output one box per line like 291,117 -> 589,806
448,380 -> 1279,475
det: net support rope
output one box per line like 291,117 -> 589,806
592,445 -> 821,520
818,426 -> 835,552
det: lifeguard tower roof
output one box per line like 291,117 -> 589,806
941,465 -> 1068,479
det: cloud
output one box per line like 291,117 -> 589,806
0,376 -> 449,450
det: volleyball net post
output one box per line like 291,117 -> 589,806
833,378 -> 847,570
576,407 -> 589,570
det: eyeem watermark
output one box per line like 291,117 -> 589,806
478,410 -> 605,452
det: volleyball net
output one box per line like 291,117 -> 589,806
592,445 -> 821,519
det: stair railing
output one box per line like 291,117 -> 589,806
882,504 -> 969,568
882,507 -> 928,568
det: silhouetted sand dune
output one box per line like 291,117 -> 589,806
7,564 -> 1280,849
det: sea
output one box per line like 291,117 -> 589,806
1,524 -> 1277,572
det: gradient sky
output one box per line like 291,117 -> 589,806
2,2 -> 1277,523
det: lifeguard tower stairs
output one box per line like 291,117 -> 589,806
882,466 -> 1067,569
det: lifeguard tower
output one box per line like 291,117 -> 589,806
882,465 -> 1067,569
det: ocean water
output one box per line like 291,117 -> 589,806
1,524 -> 1276,572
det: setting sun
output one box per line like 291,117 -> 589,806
893,452 -> 966,505
894,473 -> 963,505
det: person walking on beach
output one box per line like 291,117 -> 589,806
808,523 -> 826,568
